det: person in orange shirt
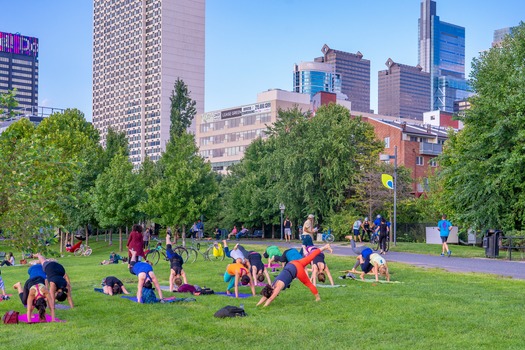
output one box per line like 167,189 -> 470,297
223,262 -> 255,298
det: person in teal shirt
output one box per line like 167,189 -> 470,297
437,215 -> 452,257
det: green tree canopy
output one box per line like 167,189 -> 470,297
434,22 -> 525,232
169,78 -> 197,137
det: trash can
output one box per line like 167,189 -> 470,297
484,229 -> 501,258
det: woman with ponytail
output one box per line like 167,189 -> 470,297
13,279 -> 55,322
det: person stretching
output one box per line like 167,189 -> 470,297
36,254 -> 73,308
128,249 -> 163,303
257,244 -> 332,307
303,246 -> 334,286
13,275 -> 55,322
233,244 -> 272,285
222,240 -> 246,264
224,262 -> 256,298
102,276 -> 130,295
166,234 -> 187,292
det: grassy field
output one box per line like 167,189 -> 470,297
0,238 -> 524,349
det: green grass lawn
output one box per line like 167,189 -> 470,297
0,238 -> 524,349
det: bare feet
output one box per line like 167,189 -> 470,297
13,282 -> 21,290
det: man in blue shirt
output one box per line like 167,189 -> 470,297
437,215 -> 452,257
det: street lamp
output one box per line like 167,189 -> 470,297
279,203 -> 286,241
379,146 -> 397,246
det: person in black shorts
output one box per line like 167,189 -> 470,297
236,244 -> 272,284
102,276 -> 130,295
36,254 -> 74,308
303,246 -> 334,286
165,234 -> 187,292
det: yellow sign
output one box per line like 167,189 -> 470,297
381,174 -> 394,189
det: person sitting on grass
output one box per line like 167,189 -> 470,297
13,275 -> 55,322
234,244 -> 272,285
1,252 -> 15,266
256,244 -> 332,307
303,246 -> 334,286
224,261 -> 256,298
102,276 -> 130,295
128,249 -> 164,303
100,252 -> 123,265
166,234 -> 187,292
36,253 -> 74,308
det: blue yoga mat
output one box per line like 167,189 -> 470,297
215,291 -> 252,298
121,295 -> 196,303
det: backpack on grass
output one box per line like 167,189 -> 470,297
214,305 -> 247,318
2,310 -> 19,324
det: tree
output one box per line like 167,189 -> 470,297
434,22 -> 525,232
145,133 -> 218,242
92,153 -> 145,251
169,78 -> 197,137
0,89 -> 19,121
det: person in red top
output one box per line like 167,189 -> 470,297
126,224 -> 145,261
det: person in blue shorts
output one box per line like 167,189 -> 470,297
438,214 -> 453,257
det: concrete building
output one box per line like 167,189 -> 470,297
418,0 -> 471,112
0,31 -> 39,117
293,61 -> 343,100
492,26 -> 516,47
196,89 -> 351,172
378,58 -> 430,120
315,44 -> 371,113
92,0 -> 205,167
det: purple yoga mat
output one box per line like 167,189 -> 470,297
215,291 -> 253,298
18,313 -> 65,323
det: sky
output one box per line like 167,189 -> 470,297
2,0 -> 524,122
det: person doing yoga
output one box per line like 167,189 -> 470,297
257,244 -> 332,307
102,276 -> 130,295
303,246 -> 335,286
166,234 -> 187,292
13,276 -> 55,322
129,249 -> 163,303
223,262 -> 256,298
36,254 -> 73,308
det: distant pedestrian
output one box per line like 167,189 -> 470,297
378,218 -> 389,254
126,224 -> 145,261
301,214 -> 317,246
196,219 -> 204,240
284,217 -> 292,242
438,215 -> 452,257
143,226 -> 151,250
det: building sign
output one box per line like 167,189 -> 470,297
0,32 -> 39,57
201,102 -> 272,123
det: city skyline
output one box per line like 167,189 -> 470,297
1,0 -> 524,121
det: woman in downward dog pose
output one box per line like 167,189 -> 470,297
257,244 -> 332,307
128,249 -> 163,303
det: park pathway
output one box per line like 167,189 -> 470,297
242,239 -> 525,280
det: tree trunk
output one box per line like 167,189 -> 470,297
59,228 -> 63,255
126,226 -> 128,240
85,225 -> 89,247
109,229 -> 113,246
96,228 -> 99,242
182,224 -> 186,246
262,223 -> 265,239
119,227 -> 123,252
271,225 -> 275,239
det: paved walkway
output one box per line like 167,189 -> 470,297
240,240 -> 525,280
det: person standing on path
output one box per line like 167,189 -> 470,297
301,214 -> 317,246
126,224 -> 145,261
284,217 -> 292,242
438,214 -> 453,257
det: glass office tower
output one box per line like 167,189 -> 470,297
418,0 -> 471,112
293,61 -> 342,100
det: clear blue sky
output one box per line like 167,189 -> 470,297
2,0 -> 523,121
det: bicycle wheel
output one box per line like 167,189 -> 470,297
146,250 -> 160,265
326,234 -> 335,243
84,248 -> 92,256
373,236 -> 380,251
205,246 -> 225,261
186,247 -> 198,263
173,246 -> 189,263
384,236 -> 390,252
73,248 -> 83,256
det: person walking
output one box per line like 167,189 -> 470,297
378,218 -> 390,254
284,217 -> 292,242
438,214 -> 453,257
126,224 -> 145,261
143,226 -> 151,250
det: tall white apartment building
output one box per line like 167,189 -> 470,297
92,0 -> 205,166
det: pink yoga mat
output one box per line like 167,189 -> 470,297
18,313 -> 65,323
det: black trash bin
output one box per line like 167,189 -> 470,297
484,229 -> 501,258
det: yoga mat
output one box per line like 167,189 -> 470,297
19,314 -> 65,323
94,288 -> 104,293
160,286 -> 172,292
55,304 -> 71,310
121,296 -> 196,303
355,279 -> 402,284
316,284 -> 346,288
215,291 -> 252,298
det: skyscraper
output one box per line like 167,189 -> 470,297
418,0 -> 470,112
293,61 -> 343,100
492,26 -> 516,47
0,31 -> 39,117
315,44 -> 371,113
92,0 -> 205,166
378,58 -> 430,120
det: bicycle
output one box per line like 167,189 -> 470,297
73,244 -> 92,256
320,229 -> 335,243
145,238 -> 189,265
203,241 -> 225,262
371,230 -> 390,253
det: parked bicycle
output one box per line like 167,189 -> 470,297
73,244 -> 92,256
321,229 -> 335,243
370,231 -> 390,253
145,238 -> 189,265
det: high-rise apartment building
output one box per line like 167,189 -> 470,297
418,0 -> 470,112
0,31 -> 39,117
492,26 -> 516,47
378,58 -> 430,120
315,44 -> 371,113
92,0 -> 205,166
293,61 -> 343,100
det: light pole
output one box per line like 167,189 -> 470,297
279,203 -> 285,241
380,146 -> 397,246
